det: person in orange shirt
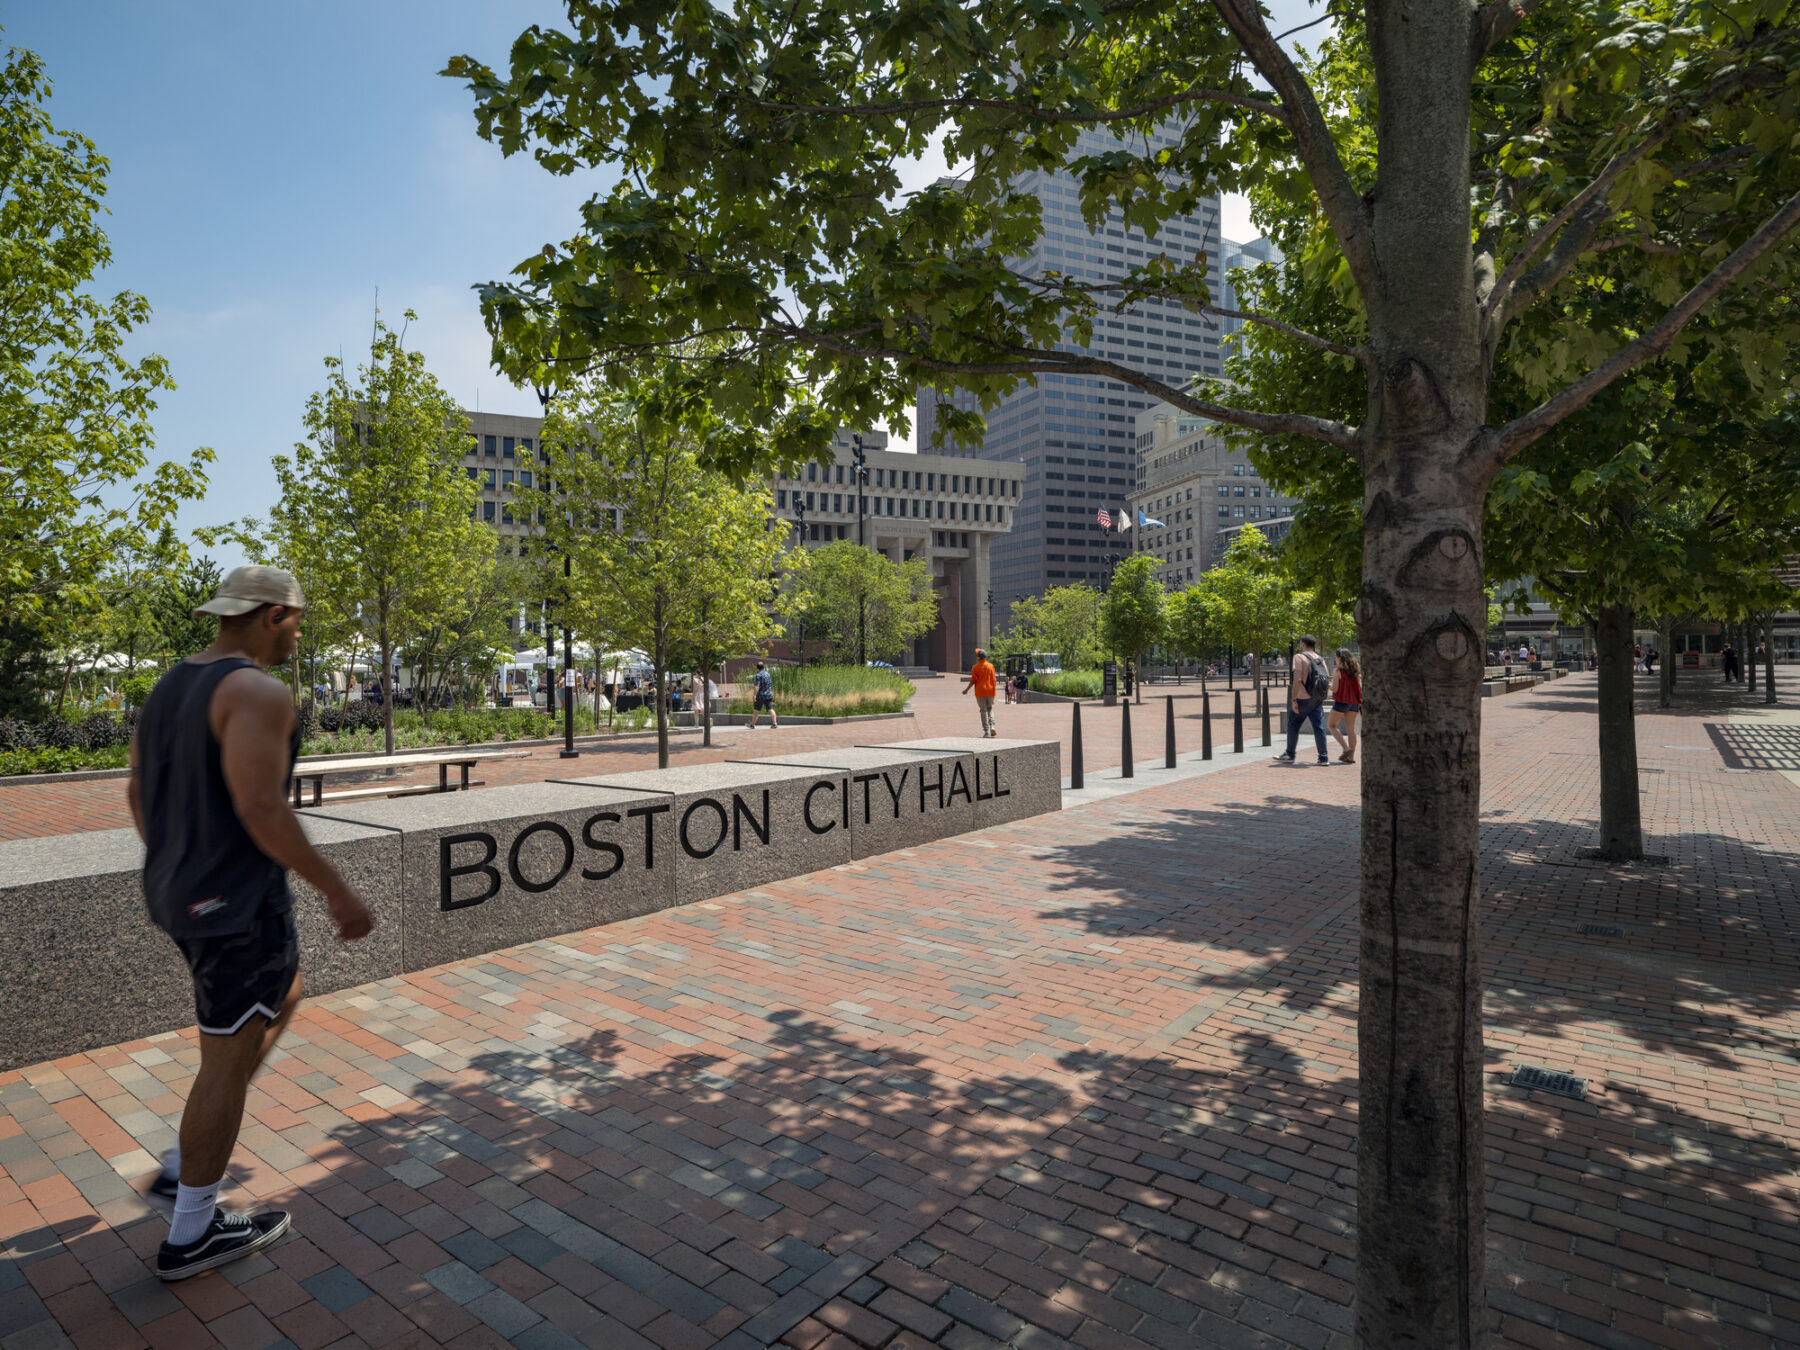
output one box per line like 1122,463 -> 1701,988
962,648 -> 999,737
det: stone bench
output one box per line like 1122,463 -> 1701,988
0,741 -> 1062,1069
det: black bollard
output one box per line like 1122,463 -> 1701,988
1070,701 -> 1084,790
1121,697 -> 1134,778
1233,690 -> 1244,754
1165,695 -> 1177,769
1202,688 -> 1213,760
1262,687 -> 1272,748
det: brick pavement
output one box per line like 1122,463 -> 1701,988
2,671 -> 1798,1349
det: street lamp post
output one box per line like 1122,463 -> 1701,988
535,380 -> 579,760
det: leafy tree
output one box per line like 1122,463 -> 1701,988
448,1 -> 1800,1335
525,378 -> 795,767
1165,582 -> 1219,677
406,545 -> 522,720
997,584 -> 1102,671
1202,527 -> 1303,685
148,554 -> 223,665
1099,556 -> 1165,700
0,619 -> 53,717
0,46 -> 211,629
789,540 -> 937,667
274,313 -> 485,754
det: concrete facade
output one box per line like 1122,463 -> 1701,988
772,430 -> 1023,670
1125,406 -> 1300,587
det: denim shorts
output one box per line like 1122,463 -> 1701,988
1333,702 -> 1362,713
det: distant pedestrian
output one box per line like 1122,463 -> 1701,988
1272,635 -> 1330,766
963,648 -> 998,737
1721,643 -> 1740,681
1327,649 -> 1362,765
747,661 -> 778,729
1644,648 -> 1658,675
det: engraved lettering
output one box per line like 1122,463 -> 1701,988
852,771 -> 881,825
919,762 -> 945,813
733,790 -> 771,849
803,780 -> 838,835
581,811 -> 626,880
881,768 -> 908,819
948,761 -> 973,804
440,832 -> 500,911
627,802 -> 672,869
508,821 -> 574,894
989,754 -> 1010,798
681,797 -> 729,859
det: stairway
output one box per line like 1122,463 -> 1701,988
895,665 -> 944,680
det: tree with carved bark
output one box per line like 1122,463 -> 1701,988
446,2 -> 1800,1340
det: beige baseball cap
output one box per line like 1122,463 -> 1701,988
191,565 -> 306,618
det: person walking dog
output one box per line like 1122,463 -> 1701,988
129,566 -> 374,1281
963,648 -> 999,737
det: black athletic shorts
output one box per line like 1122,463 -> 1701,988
753,693 -> 774,711
173,906 -> 299,1036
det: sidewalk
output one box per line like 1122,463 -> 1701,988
2,674 -> 1798,1349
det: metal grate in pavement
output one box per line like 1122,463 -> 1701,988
1579,923 -> 1623,937
1511,1064 -> 1589,1099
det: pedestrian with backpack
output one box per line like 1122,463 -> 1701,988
1272,635 -> 1331,765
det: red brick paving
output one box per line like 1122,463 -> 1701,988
2,671 -> 1798,1349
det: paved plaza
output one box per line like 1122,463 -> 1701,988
3,673 -> 1798,1349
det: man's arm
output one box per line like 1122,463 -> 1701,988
214,669 -> 373,941
1291,653 -> 1308,710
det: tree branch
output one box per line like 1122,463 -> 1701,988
1030,275 -> 1370,359
726,85 -> 1290,126
1474,0 -> 1552,56
1497,185 -> 1800,461
1207,0 -> 1383,302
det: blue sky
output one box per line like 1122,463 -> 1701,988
10,4 -> 1274,571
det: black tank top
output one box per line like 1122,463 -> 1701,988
138,657 -> 300,938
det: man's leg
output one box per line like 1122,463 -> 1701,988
1283,705 -> 1302,758
1308,702 -> 1328,760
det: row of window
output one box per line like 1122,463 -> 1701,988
472,434 -> 550,463
1216,504 -> 1284,519
788,463 -> 1017,496
781,490 -> 1004,525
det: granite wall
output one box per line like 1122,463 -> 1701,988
0,742 -> 1060,1069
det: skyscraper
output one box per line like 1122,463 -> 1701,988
915,127 -> 1225,615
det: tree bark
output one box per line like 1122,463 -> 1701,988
1657,616 -> 1673,709
1355,444 -> 1488,1349
653,589 -> 669,769
1593,602 -> 1642,861
1766,613 -> 1779,705
1745,620 -> 1758,695
379,600 -> 395,757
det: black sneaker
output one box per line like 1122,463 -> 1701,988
146,1171 -> 179,1202
1271,753 -> 1295,763
156,1210 -> 291,1281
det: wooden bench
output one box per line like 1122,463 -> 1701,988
290,750 -> 526,808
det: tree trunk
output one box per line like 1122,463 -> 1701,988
1593,602 -> 1642,861
1657,616 -> 1673,709
654,591 -> 669,769
1355,445 -> 1488,1349
1745,620 -> 1758,695
379,602 -> 395,756
1766,613 -> 1779,705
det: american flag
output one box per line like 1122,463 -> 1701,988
1096,507 -> 1112,529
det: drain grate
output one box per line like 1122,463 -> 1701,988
1511,1065 -> 1588,1100
1579,923 -> 1623,937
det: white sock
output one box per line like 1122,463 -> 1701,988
169,1180 -> 221,1245
160,1145 -> 180,1179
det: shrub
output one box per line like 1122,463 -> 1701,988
725,664 -> 914,717
1028,669 -> 1103,698
0,710 -> 137,752
122,672 -> 159,708
0,745 -> 130,776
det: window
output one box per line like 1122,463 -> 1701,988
484,469 -> 496,488
807,463 -> 818,482
520,438 -> 532,456
833,494 -> 842,512
1233,505 -> 1245,517
484,435 -> 497,457
1234,485 -> 1246,497
1233,464 -> 1245,476
835,465 -> 845,483
1218,505 -> 1229,517
806,491 -> 815,510
876,469 -> 885,487
483,502 -> 495,521
464,466 -> 477,481
502,470 -> 515,486
1217,484 -> 1229,496
503,437 -> 515,458
778,490 -> 787,508
837,524 -> 847,539
520,471 -> 532,488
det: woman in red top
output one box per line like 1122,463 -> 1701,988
1328,649 -> 1362,764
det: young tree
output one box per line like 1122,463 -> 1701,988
274,314 -> 484,754
0,46 -> 211,629
1165,581 -> 1219,679
999,584 -> 1103,671
789,540 -> 938,665
448,4 -> 1800,1337
1204,526 -> 1302,688
1100,556 -> 1166,700
526,380 -> 794,767
149,554 -> 224,666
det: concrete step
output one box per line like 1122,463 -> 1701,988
895,666 -> 945,679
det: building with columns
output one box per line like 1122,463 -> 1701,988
772,430 -> 1023,671
454,412 -> 1020,670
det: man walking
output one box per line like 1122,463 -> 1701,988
129,566 -> 373,1281
1272,635 -> 1331,765
747,660 -> 779,729
962,647 -> 998,737
1721,642 -> 1740,682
